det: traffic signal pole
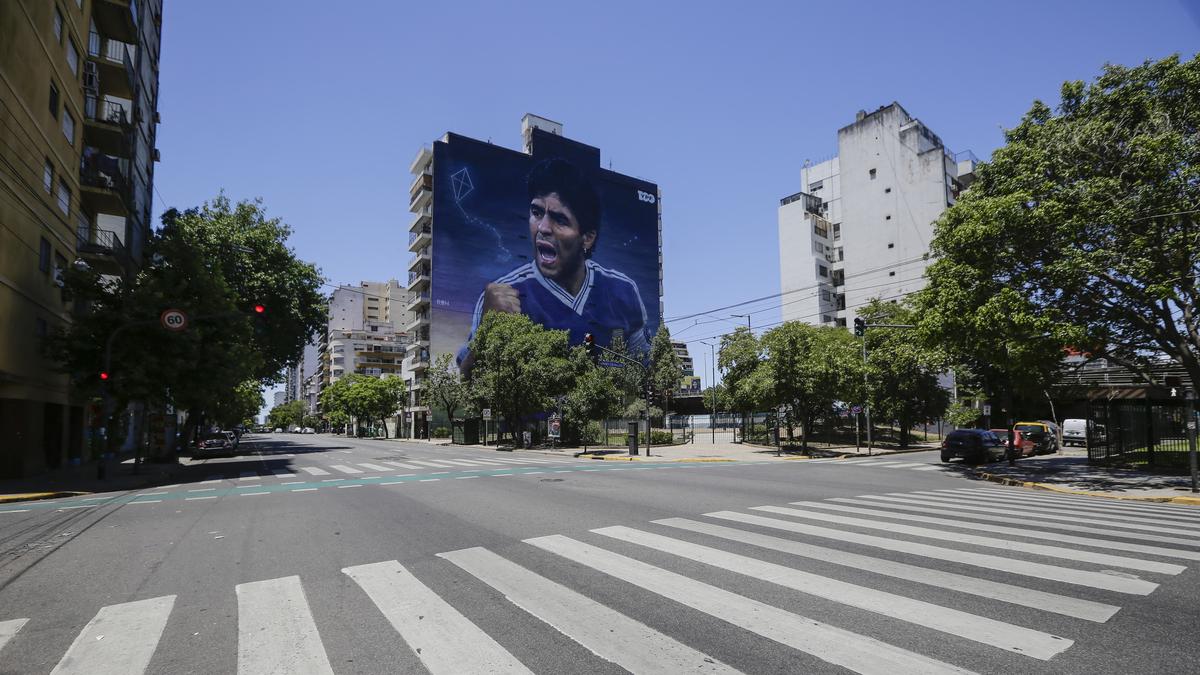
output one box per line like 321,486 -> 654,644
589,339 -> 652,457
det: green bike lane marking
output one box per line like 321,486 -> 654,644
0,461 -> 757,513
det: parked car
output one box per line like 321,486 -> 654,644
1062,419 -> 1107,447
195,432 -> 235,457
941,429 -> 1007,463
273,428 -> 283,433
302,427 -> 315,434
224,430 -> 239,449
1014,421 -> 1058,454
989,429 -> 1038,457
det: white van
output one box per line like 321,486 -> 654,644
1062,418 -> 1093,447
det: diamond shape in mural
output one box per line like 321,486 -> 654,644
451,168 -> 474,202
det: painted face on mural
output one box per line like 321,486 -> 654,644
529,192 -> 595,294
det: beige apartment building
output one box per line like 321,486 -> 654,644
0,0 -> 162,477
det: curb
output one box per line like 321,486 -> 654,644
973,471 -> 1200,506
0,491 -> 87,504
575,454 -> 736,463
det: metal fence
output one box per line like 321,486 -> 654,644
1088,398 -> 1197,467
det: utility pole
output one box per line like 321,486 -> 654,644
1187,388 -> 1198,493
701,340 -> 717,443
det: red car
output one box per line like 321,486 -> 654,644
990,429 -> 1037,457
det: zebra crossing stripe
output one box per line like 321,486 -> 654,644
329,465 -> 363,475
438,458 -> 491,466
907,492 -> 1200,536
431,459 -> 485,467
438,547 -> 739,673
859,461 -> 906,467
772,504 -> 1183,575
0,618 -> 28,656
299,467 -> 330,476
525,534 -> 972,675
867,494 -> 1200,548
888,462 -> 931,469
595,525 -> 1072,659
237,472 -> 259,481
654,518 -> 1119,622
343,560 -> 532,674
406,460 -> 457,468
933,490 -> 1200,529
963,487 -> 1200,516
707,510 -> 1157,595
909,465 -> 943,471
50,595 -> 175,675
236,576 -> 333,675
942,489 -> 1200,522
827,497 -> 1200,561
383,461 -> 421,469
357,463 -> 390,472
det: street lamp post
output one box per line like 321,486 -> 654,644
700,340 -> 717,443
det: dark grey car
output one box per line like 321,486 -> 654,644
941,429 -> 1007,464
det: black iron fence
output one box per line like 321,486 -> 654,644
1088,398 -> 1197,468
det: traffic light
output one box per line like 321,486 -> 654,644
853,317 -> 866,337
251,304 -> 267,336
584,333 -> 599,365
99,371 -> 109,381
254,304 -> 265,314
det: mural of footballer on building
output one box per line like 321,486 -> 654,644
428,132 -> 661,376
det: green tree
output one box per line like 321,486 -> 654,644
365,376 -> 407,438
319,374 -> 373,434
702,384 -> 731,413
467,312 -> 575,443
918,54 -> 1200,404
426,353 -> 466,425
649,325 -> 684,414
212,380 -> 264,430
267,400 -> 305,431
562,349 -> 623,443
859,300 -> 950,447
759,322 -> 860,448
718,327 -> 768,415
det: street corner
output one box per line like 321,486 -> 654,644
0,491 -> 89,504
970,469 -> 1200,506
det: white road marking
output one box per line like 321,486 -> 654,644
407,460 -> 457,468
188,488 -> 215,493
596,525 -> 1072,659
527,535 -> 971,675
299,467 -> 330,476
775,503 -> 1184,574
0,618 -> 28,655
707,510 -> 1157,595
456,476 -> 479,480
357,463 -> 390,472
58,505 -> 96,510
271,469 -> 296,477
130,500 -> 161,504
964,487 -> 1200,517
291,488 -> 317,493
186,496 -> 218,501
330,465 -> 363,475
237,472 -> 260,481
440,546 -> 738,673
343,560 -> 532,674
657,517 -> 1118,622
943,488 -> 1200,522
420,479 -> 439,482
236,576 -> 333,675
907,492 -> 1200,536
50,595 -> 175,675
239,492 -> 269,496
383,461 -> 421,469
380,481 -> 405,486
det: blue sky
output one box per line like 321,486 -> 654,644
151,0 -> 1198,408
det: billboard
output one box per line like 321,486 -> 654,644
430,133 -> 661,375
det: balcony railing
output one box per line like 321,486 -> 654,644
84,96 -> 130,126
408,269 -> 430,285
408,228 -> 431,246
76,223 -> 129,261
80,148 -> 130,195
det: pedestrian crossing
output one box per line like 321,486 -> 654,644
3,486 -> 1198,673
198,454 -> 565,482
805,456 -> 962,473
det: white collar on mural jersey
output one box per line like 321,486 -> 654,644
532,259 -> 595,315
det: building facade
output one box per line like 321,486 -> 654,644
778,103 -> 976,328
0,0 -> 163,477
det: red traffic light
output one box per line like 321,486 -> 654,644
584,333 -> 594,345
254,305 -> 265,314
99,372 -> 109,381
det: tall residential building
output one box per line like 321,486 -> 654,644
0,0 -> 163,477
672,341 -> 694,377
777,103 -> 976,328
407,114 -> 664,438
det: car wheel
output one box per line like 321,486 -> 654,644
941,453 -> 951,463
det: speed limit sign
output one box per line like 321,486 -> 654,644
160,308 -> 188,332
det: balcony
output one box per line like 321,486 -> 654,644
405,291 -> 430,313
86,31 -> 136,99
92,0 -> 138,44
409,172 -> 433,202
83,96 -> 132,156
407,248 -> 431,273
407,267 -> 430,292
405,312 -> 429,334
79,147 -> 131,216
408,227 -> 431,252
409,185 -> 432,212
76,220 -> 131,275
409,348 -> 430,373
409,206 -> 431,233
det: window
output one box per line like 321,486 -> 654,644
39,237 -> 51,273
885,187 -> 892,194
821,315 -> 832,324
820,289 -> 832,302
889,271 -> 896,277
817,264 -> 828,278
49,81 -> 59,118
43,160 -> 53,192
809,180 -> 823,192
66,39 -> 78,75
885,214 -> 891,221
56,178 -> 70,214
54,252 -> 67,283
36,317 -> 49,338
887,243 -> 894,249
53,8 -> 63,41
832,223 -> 841,240
62,107 -> 74,144
869,168 -> 877,180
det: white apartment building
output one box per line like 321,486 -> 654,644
778,103 -> 977,327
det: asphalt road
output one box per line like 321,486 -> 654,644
1,434 -> 1198,674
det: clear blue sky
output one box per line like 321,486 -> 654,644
152,0 -> 1198,408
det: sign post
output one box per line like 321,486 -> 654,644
1186,389 -> 1197,493
160,308 -> 188,332
482,408 -> 491,447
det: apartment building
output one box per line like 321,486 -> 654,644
671,341 -> 694,377
777,103 -> 976,328
0,0 -> 163,477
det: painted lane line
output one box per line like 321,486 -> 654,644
494,473 -> 513,477
380,481 -> 405,486
236,576 -> 333,675
322,478 -> 345,483
909,465 -> 943,471
526,535 -> 968,675
281,481 -> 304,485
774,503 -> 1183,575
431,459 -> 482,467
904,492 -> 1200,537
524,471 -> 544,475
330,465 -> 363,475
186,496 -> 218,501
442,459 -> 492,466
829,497 -> 1200,561
238,472 -> 261,481
188,488 -> 216,493
271,470 -> 296,478
888,462 -> 931,469
0,618 -> 28,656
130,500 -> 161,504
140,491 -> 168,496
239,492 -> 270,497
299,467 -> 330,476
456,476 -> 479,480
865,494 -> 1200,548
432,471 -> 450,475
337,484 -> 364,489
0,509 -> 32,514
58,505 -> 96,510
707,511 -> 1156,595
291,488 -> 318,493
419,479 -> 440,482
344,560 -> 532,674
357,463 -> 390,472
383,461 -> 421,469
393,474 -> 415,477
859,462 -> 906,467
50,595 -> 175,675
407,460 -> 457,468
440,547 -> 738,673
656,517 -> 1117,623
596,525 -> 1072,660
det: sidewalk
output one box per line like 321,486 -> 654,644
969,451 -> 1200,505
494,440 -> 938,462
0,455 -> 185,504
